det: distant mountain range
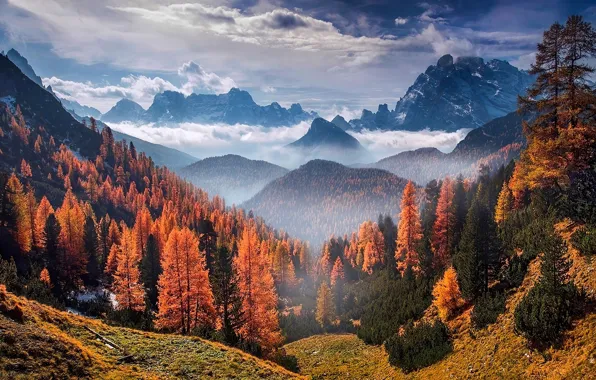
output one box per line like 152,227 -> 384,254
242,159 -> 408,244
61,99 -> 102,119
370,111 -> 526,184
100,88 -> 317,127
343,54 -> 533,132
286,118 -> 370,165
179,154 -> 289,204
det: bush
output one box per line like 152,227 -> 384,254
268,350 -> 300,373
279,312 -> 323,343
384,320 -> 452,373
514,282 -> 581,347
571,225 -> 596,257
471,291 -> 506,329
502,255 -> 529,289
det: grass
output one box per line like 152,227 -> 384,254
285,241 -> 596,379
0,285 -> 302,379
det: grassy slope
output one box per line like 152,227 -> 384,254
285,221 -> 596,379
0,287 -> 302,379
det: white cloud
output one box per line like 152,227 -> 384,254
418,3 -> 453,24
510,52 -> 536,70
178,61 -> 237,94
318,105 -> 362,122
348,128 -> 470,158
395,17 -> 408,25
260,85 -> 277,93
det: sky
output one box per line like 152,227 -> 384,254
0,0 -> 594,164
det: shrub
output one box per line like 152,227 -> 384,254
471,291 -> 506,329
502,255 -> 529,288
268,350 -> 299,373
571,225 -> 596,257
384,320 -> 452,373
514,282 -> 581,347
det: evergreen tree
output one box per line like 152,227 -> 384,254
211,245 -> 244,345
83,216 -> 100,287
315,282 -> 335,328
454,186 -> 501,300
141,234 -> 161,308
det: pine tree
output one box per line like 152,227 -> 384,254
396,181 -> 423,275
83,216 -> 100,287
234,222 -> 281,351
156,228 -> 216,333
432,178 -> 455,270
141,234 -> 161,308
432,266 -> 464,321
454,188 -> 501,300
44,214 -> 61,295
212,245 -> 244,345
315,282 -> 335,328
113,227 -> 145,312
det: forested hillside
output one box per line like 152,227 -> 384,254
180,154 -> 289,205
243,160 -> 409,244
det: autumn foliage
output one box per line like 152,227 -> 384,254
432,266 -> 464,321
432,178 -> 455,269
396,181 -> 422,275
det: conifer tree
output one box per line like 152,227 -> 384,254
432,266 -> 464,321
55,190 -> 87,291
156,227 -> 216,333
113,228 -> 145,312
234,222 -> 281,350
6,173 -> 31,253
141,234 -> 161,308
330,257 -> 345,287
34,196 -> 54,250
83,216 -> 101,286
316,282 -> 335,328
396,181 -> 423,275
432,178 -> 455,269
494,182 -> 514,224
212,245 -> 244,345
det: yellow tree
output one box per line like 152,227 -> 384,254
34,196 -> 54,250
234,222 -> 282,351
495,182 -> 514,224
113,227 -> 145,311
55,190 -> 87,289
432,178 -> 455,269
432,266 -> 465,321
7,173 -> 32,253
396,181 -> 423,275
156,227 -> 216,333
315,282 -> 335,328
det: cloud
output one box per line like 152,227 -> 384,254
394,17 -> 408,25
43,61 -> 237,112
318,105 -> 362,122
418,3 -> 453,24
178,61 -> 237,94
348,128 -> 470,158
105,119 -> 469,168
260,85 -> 277,93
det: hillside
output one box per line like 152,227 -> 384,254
242,160 -> 408,244
373,111 -> 525,184
0,286 -> 302,379
179,154 -> 288,204
349,54 -> 533,132
285,243 -> 596,379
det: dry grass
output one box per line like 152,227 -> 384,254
0,285 -> 302,379
286,253 -> 596,379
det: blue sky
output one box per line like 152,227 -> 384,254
1,0 -> 594,115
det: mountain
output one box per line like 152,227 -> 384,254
242,160 -> 409,244
0,54 -> 100,162
286,118 -> 369,164
101,98 -> 146,123
60,98 -> 102,119
5,48 -> 44,88
350,54 -> 533,132
331,115 -> 352,131
179,154 -> 289,204
372,111 -> 526,184
102,88 -> 317,126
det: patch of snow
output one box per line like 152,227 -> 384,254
494,89 -> 501,96
472,72 -> 482,78
395,112 -> 406,124
66,307 -> 82,316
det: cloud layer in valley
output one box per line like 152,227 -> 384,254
106,120 -> 468,167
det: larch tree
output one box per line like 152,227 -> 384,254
20,159 -> 32,177
432,266 -> 464,321
494,182 -> 514,225
234,222 -> 282,351
156,227 -> 216,334
330,256 -> 345,287
141,234 -> 161,308
34,196 -> 54,250
55,190 -> 87,291
113,227 -> 145,312
395,181 -> 423,275
6,173 -> 31,253
133,207 -> 152,256
358,221 -> 385,273
432,177 -> 455,270
315,282 -> 335,328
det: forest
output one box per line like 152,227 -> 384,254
0,12 -> 595,379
